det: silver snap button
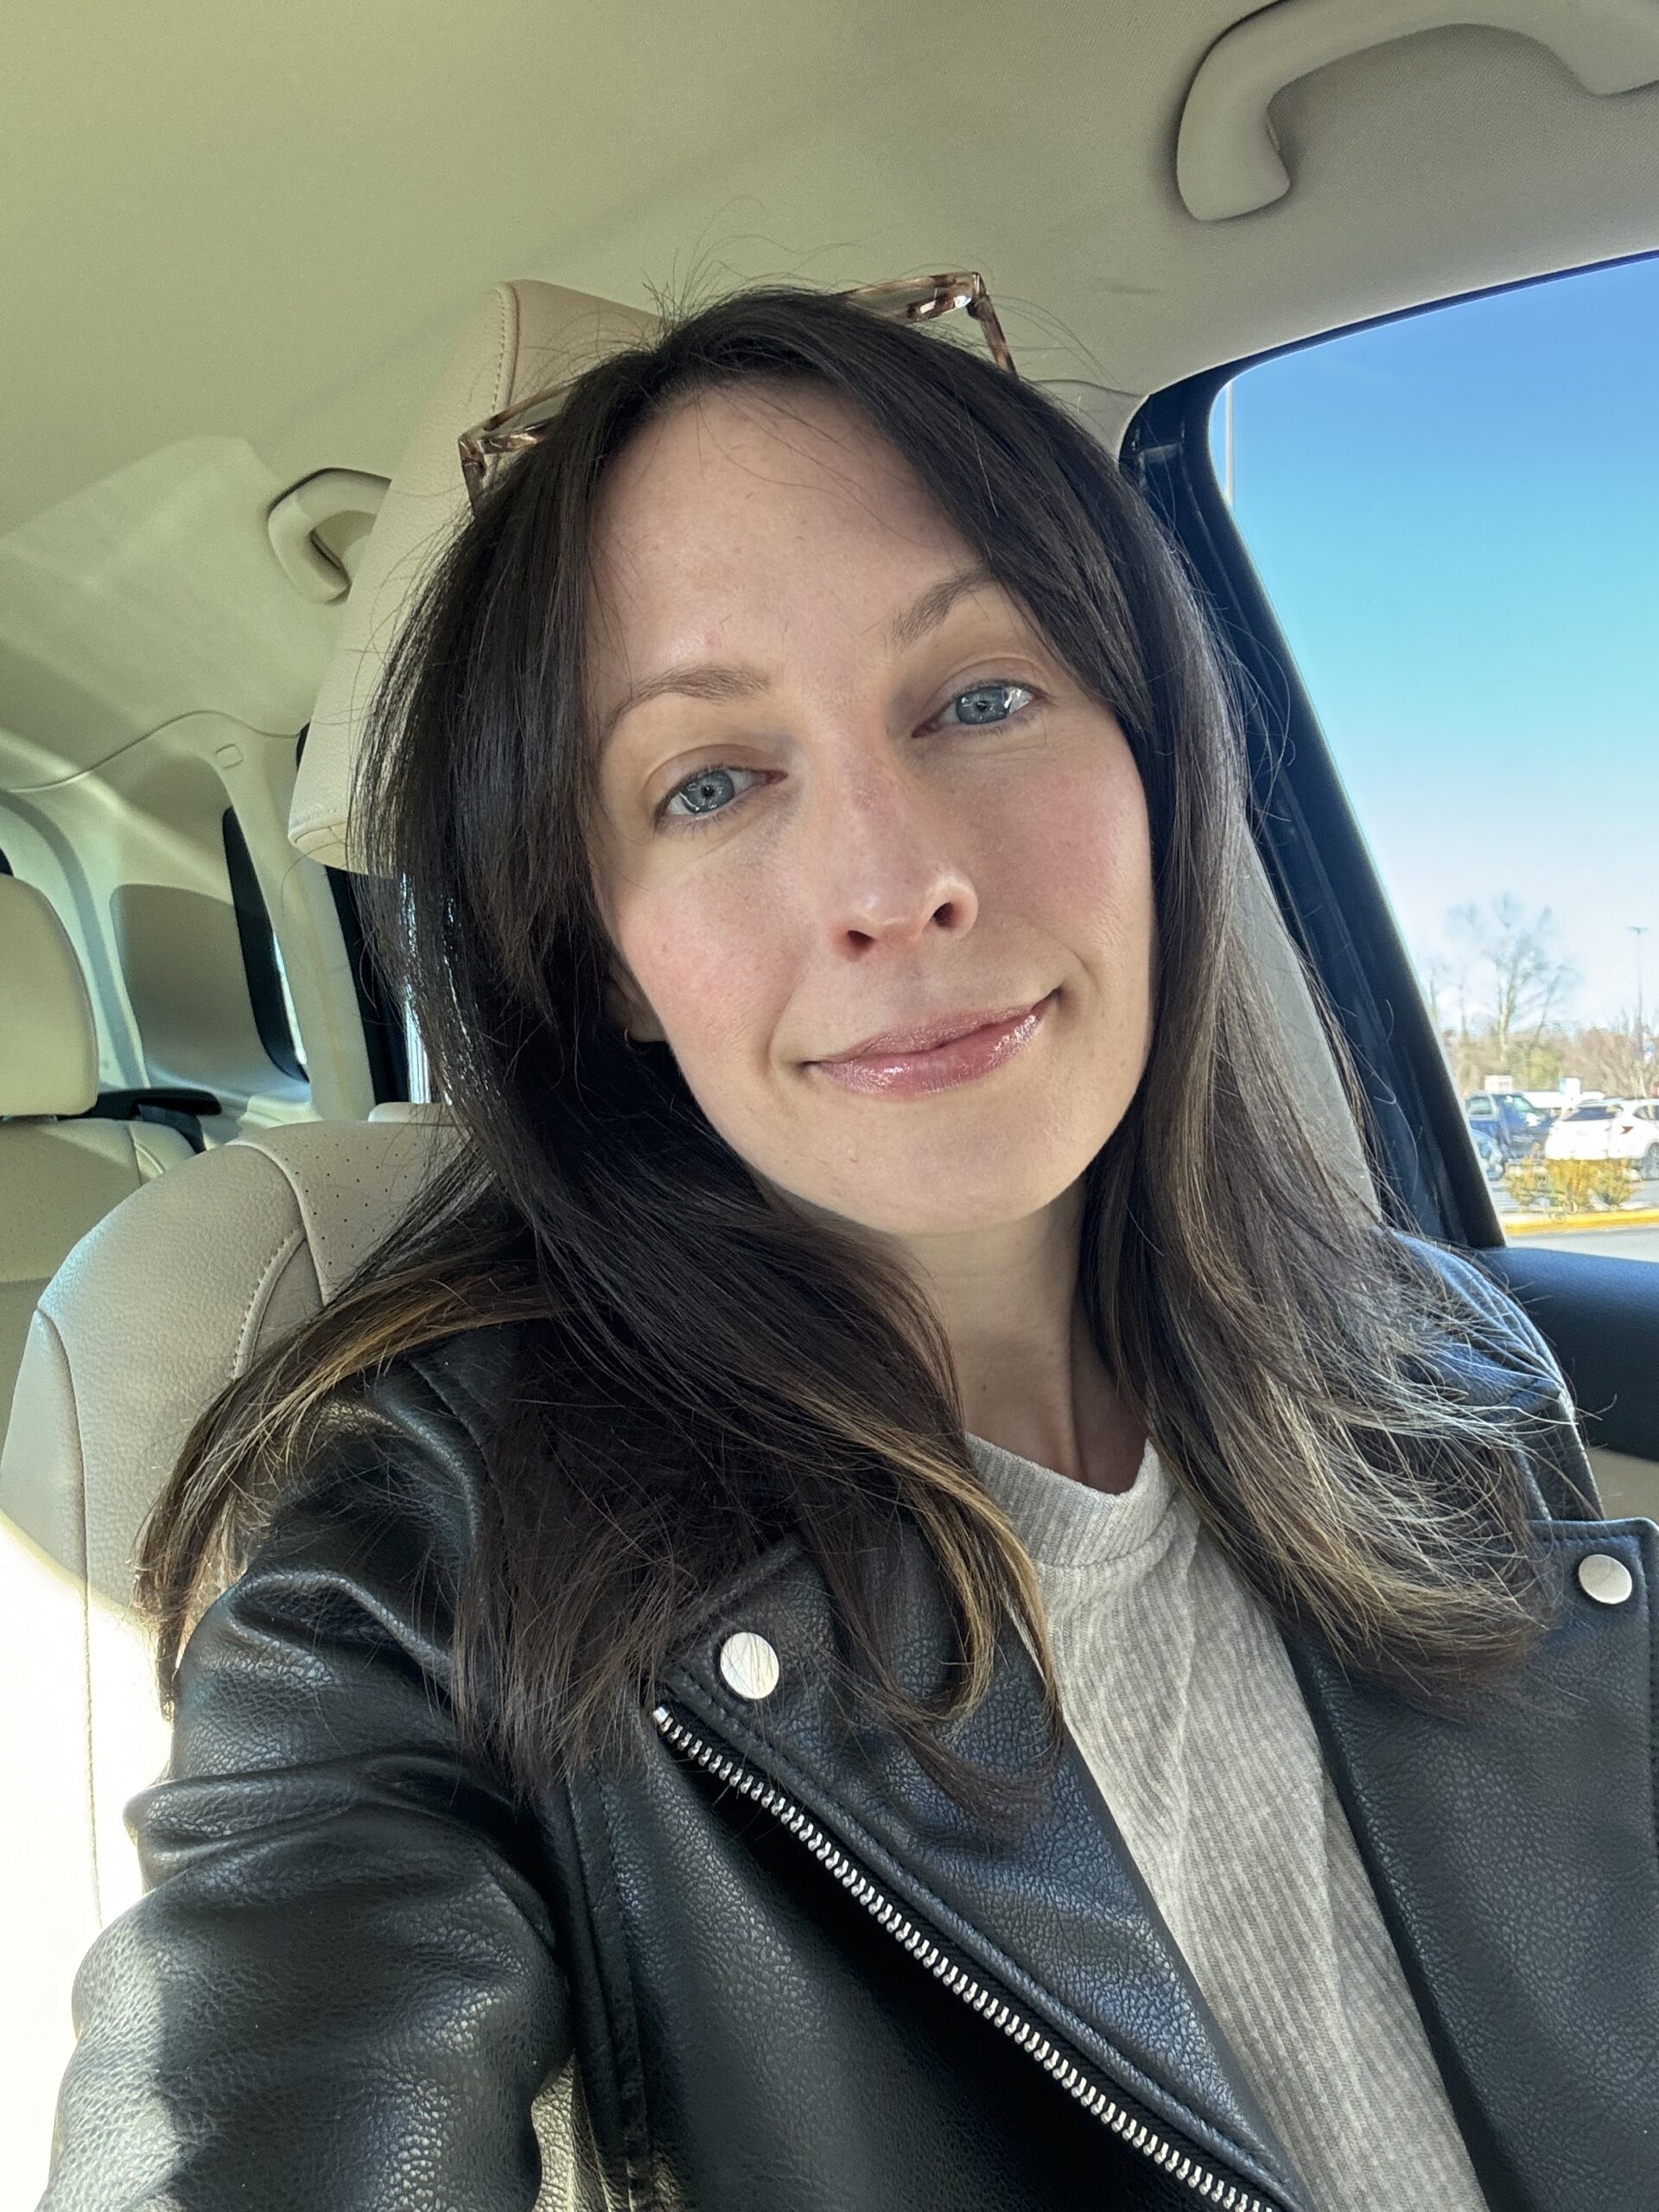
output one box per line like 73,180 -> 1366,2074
718,1630 -> 780,1700
1576,1553 -> 1634,1607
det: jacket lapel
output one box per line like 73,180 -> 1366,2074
1281,1510 -> 1659,2212
659,1343 -> 1657,2212
659,1515 -> 1319,2212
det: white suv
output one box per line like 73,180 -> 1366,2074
1543,1099 -> 1659,1179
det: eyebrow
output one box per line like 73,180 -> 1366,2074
600,561 -> 1006,746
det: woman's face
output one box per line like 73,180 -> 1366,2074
586,381 -> 1155,1239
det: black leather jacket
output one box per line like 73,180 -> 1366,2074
39,1236 -> 1659,2212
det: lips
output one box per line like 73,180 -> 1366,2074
809,993 -> 1054,1098
812,996 -> 1049,1064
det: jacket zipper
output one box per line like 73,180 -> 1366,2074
652,1699 -> 1286,2212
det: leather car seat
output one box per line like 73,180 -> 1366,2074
0,876 -> 195,1431
0,276 -> 1376,2211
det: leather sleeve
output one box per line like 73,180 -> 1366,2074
39,1355 -> 574,2212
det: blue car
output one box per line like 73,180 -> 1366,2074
1464,1090 -> 1553,1164
1465,1118 -> 1508,1182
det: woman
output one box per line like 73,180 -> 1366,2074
40,277 -> 1640,2212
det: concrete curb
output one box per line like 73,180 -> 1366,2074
1500,1206 -> 1659,1236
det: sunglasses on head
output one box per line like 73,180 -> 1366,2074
456,270 -> 1018,512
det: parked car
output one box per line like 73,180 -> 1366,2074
1463,1090 -> 1552,1163
1459,1114 -> 1508,1182
1544,1098 -> 1659,1178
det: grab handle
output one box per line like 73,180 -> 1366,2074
1177,0 -> 1659,219
266,468 -> 389,603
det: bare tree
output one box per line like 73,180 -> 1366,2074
1420,952 -> 1449,1038
1419,947 -> 1476,1046
1571,1016 -> 1649,1099
1444,895 -> 1578,1071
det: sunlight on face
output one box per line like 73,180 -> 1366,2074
586,382 -> 1155,1239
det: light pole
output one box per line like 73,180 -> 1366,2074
1634,924 -> 1649,1096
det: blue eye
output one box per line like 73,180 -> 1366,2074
656,679 -> 1039,831
936,680 -> 1035,728
657,763 -> 762,830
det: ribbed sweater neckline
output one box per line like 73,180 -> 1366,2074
964,1428 -> 1179,1573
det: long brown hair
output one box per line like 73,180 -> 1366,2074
136,279 -> 1575,1817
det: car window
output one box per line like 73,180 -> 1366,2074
1212,253 -> 1659,1267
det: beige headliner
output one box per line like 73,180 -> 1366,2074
3,1 -> 1657,549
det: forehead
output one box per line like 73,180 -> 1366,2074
586,383 -> 976,652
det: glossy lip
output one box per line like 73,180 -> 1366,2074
813,995 -> 1050,1064
809,991 -> 1055,1099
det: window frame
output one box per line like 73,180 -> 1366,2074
1120,243 -> 1659,1254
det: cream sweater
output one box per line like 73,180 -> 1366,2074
963,1427 -> 1489,2212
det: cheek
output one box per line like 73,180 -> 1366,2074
621,874 -> 788,1066
1005,747 -> 1154,971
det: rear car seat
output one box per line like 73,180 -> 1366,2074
0,877 -> 195,1431
0,1112 -> 463,2204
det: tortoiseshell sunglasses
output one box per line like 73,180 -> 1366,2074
456,271 -> 1018,512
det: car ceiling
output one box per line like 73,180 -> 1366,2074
2,0 -> 1656,635
3,0 -> 1659,796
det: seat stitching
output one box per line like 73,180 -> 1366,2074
130,1128 -> 178,1181
235,1226 -> 311,1374
490,282 -> 518,413
227,1136 -> 340,1298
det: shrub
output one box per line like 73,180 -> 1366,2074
1538,1158 -> 1641,1213
1500,1157 -> 1550,1211
1586,1158 -> 1642,1208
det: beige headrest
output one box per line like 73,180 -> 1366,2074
0,878 -> 99,1117
288,281 -> 661,873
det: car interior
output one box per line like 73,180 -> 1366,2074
3,4 -> 1657,2202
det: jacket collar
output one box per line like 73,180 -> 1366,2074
660,1513 -> 1319,2212
1282,1511 -> 1659,2212
659,1483 -> 1659,2212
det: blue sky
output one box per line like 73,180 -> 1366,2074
1209,251 -> 1657,1033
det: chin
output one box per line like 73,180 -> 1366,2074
825,1179 -> 1067,1240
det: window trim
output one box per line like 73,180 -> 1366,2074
220,805 -> 307,1084
324,861 -> 410,1103
291,725 -> 410,1105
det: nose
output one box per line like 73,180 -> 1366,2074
811,761 -> 981,953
